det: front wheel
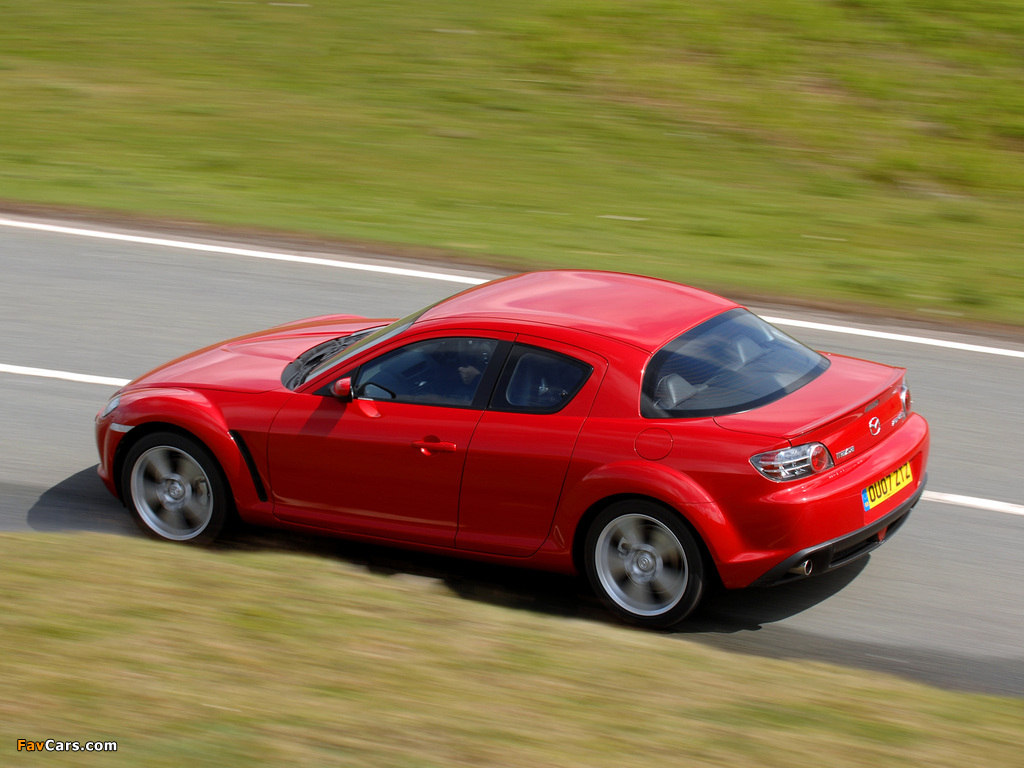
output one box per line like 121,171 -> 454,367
584,501 -> 706,628
121,432 -> 230,545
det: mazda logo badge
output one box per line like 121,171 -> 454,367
869,417 -> 881,436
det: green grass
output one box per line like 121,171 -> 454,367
2,1 -> 1024,325
2,533 -> 1022,767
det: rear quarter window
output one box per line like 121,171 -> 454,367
642,308 -> 829,418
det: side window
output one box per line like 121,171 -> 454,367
355,337 -> 499,408
491,345 -> 592,414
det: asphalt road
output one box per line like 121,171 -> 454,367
1,216 -> 1021,697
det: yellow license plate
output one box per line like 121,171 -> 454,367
862,463 -> 913,512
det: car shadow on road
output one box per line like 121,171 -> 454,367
24,466 -> 137,536
680,559 -> 868,633
29,467 -> 866,635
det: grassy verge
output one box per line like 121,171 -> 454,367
2,1 -> 1023,326
1,533 -> 1022,767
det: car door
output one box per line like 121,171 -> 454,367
267,333 -> 509,547
456,338 -> 607,556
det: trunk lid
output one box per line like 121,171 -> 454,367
715,354 -> 906,464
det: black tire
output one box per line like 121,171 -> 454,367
121,431 -> 230,545
584,500 -> 706,628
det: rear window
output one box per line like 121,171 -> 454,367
642,309 -> 829,418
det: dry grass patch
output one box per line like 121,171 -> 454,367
1,533 -> 1022,767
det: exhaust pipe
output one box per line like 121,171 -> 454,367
788,559 -> 813,577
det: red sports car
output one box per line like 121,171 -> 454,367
96,270 -> 929,627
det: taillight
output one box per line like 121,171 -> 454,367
751,442 -> 834,482
809,443 -> 830,472
900,382 -> 912,415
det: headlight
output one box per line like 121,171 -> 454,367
751,442 -> 834,482
99,394 -> 121,419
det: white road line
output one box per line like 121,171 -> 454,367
762,317 -> 1024,360
923,491 -> 1024,517
0,363 -> 129,387
0,217 -> 487,286
3,216 -> 1023,359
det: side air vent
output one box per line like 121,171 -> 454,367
229,431 -> 268,502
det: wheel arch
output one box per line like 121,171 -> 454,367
113,422 -> 225,502
571,493 -> 722,590
118,425 -> 238,544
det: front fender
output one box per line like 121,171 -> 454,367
107,388 -> 269,516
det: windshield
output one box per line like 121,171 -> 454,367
642,308 -> 828,418
297,304 -> 436,387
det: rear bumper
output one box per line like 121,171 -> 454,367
750,475 -> 925,587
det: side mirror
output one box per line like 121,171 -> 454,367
330,377 -> 353,402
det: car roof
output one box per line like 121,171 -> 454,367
418,270 -> 740,352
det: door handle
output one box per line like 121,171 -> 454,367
412,439 -> 457,455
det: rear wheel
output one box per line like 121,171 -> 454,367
122,432 -> 229,545
585,501 -> 705,628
